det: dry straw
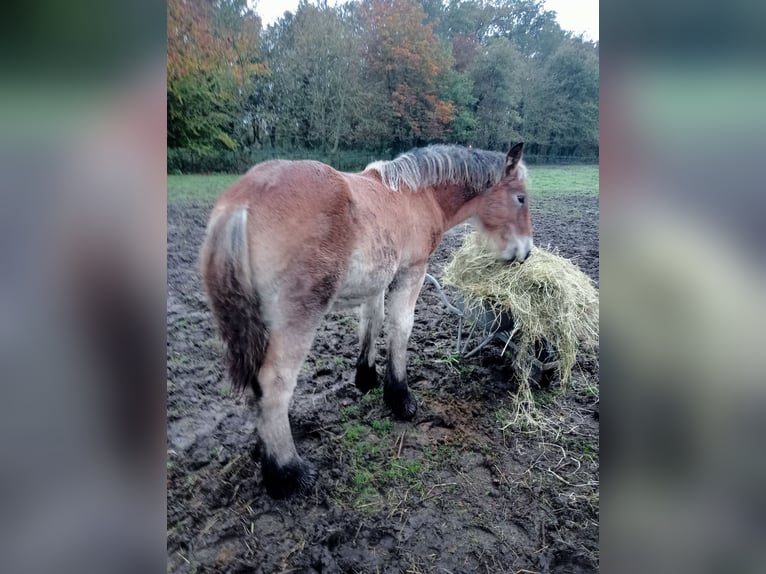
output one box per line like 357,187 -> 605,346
442,232 -> 599,429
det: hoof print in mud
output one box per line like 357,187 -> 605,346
384,388 -> 418,420
354,362 -> 379,393
261,456 -> 317,499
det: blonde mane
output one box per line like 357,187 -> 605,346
365,144 -> 527,192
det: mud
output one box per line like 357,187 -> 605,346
167,194 -> 599,573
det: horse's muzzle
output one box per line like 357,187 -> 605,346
504,250 -> 530,264
501,241 -> 533,264
502,236 -> 534,263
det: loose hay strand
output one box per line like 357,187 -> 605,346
442,232 -> 599,430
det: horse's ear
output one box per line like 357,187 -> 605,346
505,142 -> 524,176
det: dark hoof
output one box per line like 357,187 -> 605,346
384,388 -> 418,420
354,362 -> 379,393
261,455 -> 317,499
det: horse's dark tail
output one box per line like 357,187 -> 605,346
200,207 -> 268,398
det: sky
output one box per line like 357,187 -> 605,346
252,0 -> 599,42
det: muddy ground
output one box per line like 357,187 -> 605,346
167,194 -> 599,573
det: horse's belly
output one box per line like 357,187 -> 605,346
333,278 -> 390,309
332,294 -> 375,310
333,251 -> 397,308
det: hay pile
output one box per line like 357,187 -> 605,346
443,232 -> 599,390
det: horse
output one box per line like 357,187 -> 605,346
200,143 -> 532,498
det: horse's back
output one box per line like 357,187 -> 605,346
207,160 -> 358,317
218,159 -> 347,205
215,159 -> 352,232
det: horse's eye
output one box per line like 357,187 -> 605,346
516,194 -> 526,205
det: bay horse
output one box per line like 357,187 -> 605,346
200,143 -> 532,498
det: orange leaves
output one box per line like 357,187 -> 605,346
168,0 -> 265,85
360,0 -> 456,142
362,0 -> 440,79
434,100 -> 457,127
167,0 -> 216,80
167,0 -> 268,151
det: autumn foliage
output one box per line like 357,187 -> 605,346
167,0 -> 599,171
167,0 -> 267,150
361,0 -> 455,142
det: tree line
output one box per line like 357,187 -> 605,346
168,0 -> 599,173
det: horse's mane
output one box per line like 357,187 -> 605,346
365,144 -> 527,193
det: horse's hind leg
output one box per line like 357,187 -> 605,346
383,266 -> 426,420
355,292 -> 384,393
255,328 -> 319,498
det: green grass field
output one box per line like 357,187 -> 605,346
167,164 -> 598,203
167,174 -> 240,202
526,164 -> 599,197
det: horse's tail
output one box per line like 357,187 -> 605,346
200,206 -> 268,397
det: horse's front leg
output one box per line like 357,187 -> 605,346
383,266 -> 426,420
355,292 -> 385,393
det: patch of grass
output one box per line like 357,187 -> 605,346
220,386 -> 231,398
564,433 -> 598,456
353,470 -> 373,488
361,386 -> 383,404
168,174 -> 239,203
388,460 -> 422,482
337,407 -> 429,507
370,417 -> 392,435
342,421 -> 366,443
436,351 -> 462,373
437,445 -> 459,465
170,351 -> 189,364
531,387 -> 559,407
495,407 -> 512,426
527,165 -> 599,197
458,363 -> 474,377
339,405 -> 359,422
580,380 -> 600,398
333,356 -> 345,367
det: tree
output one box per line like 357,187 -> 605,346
167,0 -> 266,151
258,1 -> 371,151
524,38 -> 599,158
489,0 -> 564,60
360,0 -> 456,148
470,37 -> 524,149
290,3 -> 363,151
438,68 -> 478,143
212,0 -> 267,146
166,0 -> 600,170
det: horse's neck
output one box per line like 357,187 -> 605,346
432,184 -> 482,230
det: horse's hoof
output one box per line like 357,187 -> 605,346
385,388 -> 418,420
354,362 -> 379,393
261,455 -> 317,498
